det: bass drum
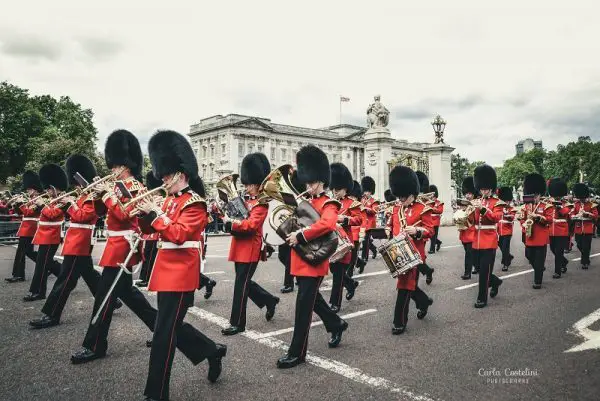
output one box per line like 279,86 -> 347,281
262,199 -> 292,246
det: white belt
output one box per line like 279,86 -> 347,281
554,219 -> 567,223
22,217 -> 39,222
157,240 -> 201,249
575,218 -> 592,221
499,220 -> 513,224
68,223 -> 95,230
476,225 -> 497,230
38,221 -> 64,226
107,229 -> 135,237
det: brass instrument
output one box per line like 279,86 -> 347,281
25,192 -> 51,207
215,173 -> 249,220
48,188 -> 82,205
417,192 -> 436,204
84,167 -> 127,198
452,198 -> 476,230
123,172 -> 180,216
7,192 -> 28,206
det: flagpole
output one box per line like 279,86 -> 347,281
339,96 -> 342,125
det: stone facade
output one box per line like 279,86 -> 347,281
188,113 -> 455,224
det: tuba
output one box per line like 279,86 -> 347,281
258,164 -> 338,265
215,174 -> 249,220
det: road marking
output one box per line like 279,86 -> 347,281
186,307 -> 440,401
205,255 -> 227,258
320,280 -> 364,292
204,271 -> 225,275
255,309 -> 378,339
565,308 -> 600,352
454,269 -> 533,290
440,244 -> 462,249
571,252 -> 600,262
354,270 -> 389,279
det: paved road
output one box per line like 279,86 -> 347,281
1,226 -> 600,401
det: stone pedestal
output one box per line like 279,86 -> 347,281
363,127 -> 393,200
427,143 -> 455,225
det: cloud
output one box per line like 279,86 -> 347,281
76,37 -> 123,62
0,33 -> 62,62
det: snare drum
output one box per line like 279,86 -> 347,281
330,227 -> 353,263
378,233 -> 422,278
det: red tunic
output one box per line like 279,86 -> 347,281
550,200 -> 571,237
521,201 -> 554,246
470,196 -> 504,250
16,204 -> 40,237
349,198 -> 363,242
61,194 -> 98,256
98,177 -> 143,268
337,196 -> 362,264
497,205 -> 516,237
141,190 -> 206,292
361,195 -> 379,229
459,225 -> 475,243
228,197 -> 268,263
430,199 -> 444,227
32,204 -> 64,245
291,194 -> 340,277
388,201 -> 434,290
573,201 -> 599,235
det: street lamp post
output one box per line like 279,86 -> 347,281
431,114 -> 447,144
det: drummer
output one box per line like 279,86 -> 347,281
386,165 -> 434,335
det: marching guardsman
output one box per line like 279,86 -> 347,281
471,164 -> 504,308
387,166 -> 434,334
136,171 -> 162,288
383,189 -> 396,226
329,162 -> 361,313
277,145 -> 348,369
520,174 -> 553,289
24,164 -> 68,301
548,178 -> 572,278
5,171 -> 42,283
360,176 -> 379,262
135,130 -> 227,400
459,177 -> 477,279
71,129 -> 157,364
221,153 -> 280,336
572,182 -> 598,269
349,180 -> 365,277
415,171 -> 435,284
29,155 -> 120,328
427,184 -> 443,254
496,186 -> 515,271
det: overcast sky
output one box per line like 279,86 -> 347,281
1,0 -> 598,166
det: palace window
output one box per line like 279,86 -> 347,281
258,144 -> 263,153
239,143 -> 244,155
210,145 -> 215,157
271,148 -> 276,160
281,148 -> 287,161
202,146 -> 207,158
221,144 -> 226,156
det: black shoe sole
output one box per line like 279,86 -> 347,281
71,353 -> 106,365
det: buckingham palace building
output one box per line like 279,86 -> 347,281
188,109 -> 455,224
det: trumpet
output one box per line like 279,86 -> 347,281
25,192 -> 51,207
7,192 -> 28,206
48,188 -> 82,205
123,172 -> 180,216
417,192 -> 436,204
83,167 -> 127,197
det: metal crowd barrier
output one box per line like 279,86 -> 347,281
0,214 -> 21,243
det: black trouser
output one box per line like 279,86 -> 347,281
139,240 -> 158,282
575,234 -> 593,265
417,262 -> 433,276
473,249 -> 501,303
288,276 -> 344,359
361,234 -> 377,261
329,262 -> 355,308
278,244 -> 294,288
549,236 -> 568,274
429,226 -> 442,252
29,244 -> 61,296
11,236 -> 37,278
394,286 -> 430,327
348,241 -> 360,277
462,242 -> 474,275
527,246 -> 547,285
82,267 -> 157,354
229,262 -> 277,328
144,291 -> 218,401
42,255 -> 99,320
498,235 -> 513,267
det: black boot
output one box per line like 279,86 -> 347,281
461,273 -> 471,280
490,279 -> 502,298
277,354 -> 305,369
221,326 -> 245,336
5,276 -> 25,283
23,293 -> 45,302
426,268 -> 434,285
204,280 -> 217,299
29,314 -> 60,329
474,300 -> 487,308
417,298 -> 433,319
328,320 -> 348,348
392,325 -> 406,335
280,286 -> 293,293
71,348 -> 106,364
207,344 -> 227,382
265,297 -> 279,321
345,281 -> 359,301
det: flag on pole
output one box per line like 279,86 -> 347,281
340,96 -> 350,102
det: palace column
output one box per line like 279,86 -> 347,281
363,127 -> 393,200
427,143 -> 455,225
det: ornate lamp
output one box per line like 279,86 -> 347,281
431,114 -> 446,144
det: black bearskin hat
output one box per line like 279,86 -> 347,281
66,154 -> 97,187
148,130 -> 198,180
330,163 -> 353,191
384,189 -> 396,202
105,129 -> 143,177
416,171 -> 429,194
429,184 -> 438,198
548,178 -> 568,198
523,173 -> 546,195
22,170 -> 42,192
290,169 -> 305,193
361,176 -> 375,193
390,165 -> 420,198
474,164 -> 497,191
145,170 -> 163,190
241,152 -> 270,186
189,176 -> 206,198
39,164 -> 68,191
350,180 -> 362,199
497,186 -> 513,202
461,176 -> 476,195
573,183 -> 590,199
296,145 -> 330,187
